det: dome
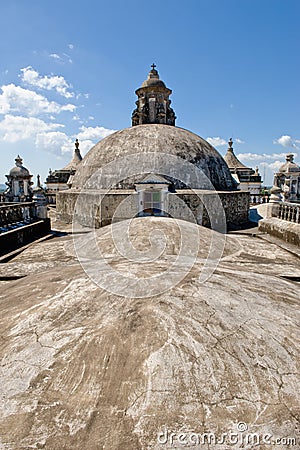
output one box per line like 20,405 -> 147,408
140,66 -> 167,88
72,124 -> 236,191
141,78 -> 166,88
8,155 -> 30,177
9,166 -> 30,177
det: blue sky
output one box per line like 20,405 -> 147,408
0,0 -> 299,186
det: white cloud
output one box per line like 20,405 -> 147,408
20,66 -> 74,98
0,116 -> 115,156
273,134 -> 300,149
77,125 -> 116,141
49,52 -> 72,64
0,114 -> 76,156
207,136 -> 245,147
68,44 -> 74,50
237,152 -> 296,162
35,134 -> 95,157
35,131 -> 72,155
260,160 -> 284,172
69,126 -> 117,157
0,114 -> 63,143
0,84 -> 76,116
206,137 -> 227,147
49,53 -> 61,60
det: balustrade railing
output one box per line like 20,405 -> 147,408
277,202 -> 300,224
250,194 -> 270,205
0,202 -> 36,233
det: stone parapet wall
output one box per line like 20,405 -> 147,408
215,191 -> 250,226
0,219 -> 51,257
176,190 -> 250,228
57,190 -> 137,228
57,189 -> 249,230
258,217 -> 300,247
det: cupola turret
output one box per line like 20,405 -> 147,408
132,64 -> 176,126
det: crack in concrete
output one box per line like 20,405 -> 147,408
33,329 -> 57,350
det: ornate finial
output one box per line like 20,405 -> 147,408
74,138 -> 82,162
286,153 -> 294,162
228,138 -> 233,149
151,63 -> 156,71
37,174 -> 41,187
15,155 -> 23,166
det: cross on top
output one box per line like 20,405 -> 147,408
151,63 -> 156,70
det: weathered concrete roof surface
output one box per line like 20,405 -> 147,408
72,124 -> 236,191
0,218 -> 299,449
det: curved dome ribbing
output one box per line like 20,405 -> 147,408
72,124 -> 236,191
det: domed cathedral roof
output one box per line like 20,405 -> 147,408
8,155 -> 31,178
278,153 -> 300,173
72,124 -> 236,191
71,65 -> 237,191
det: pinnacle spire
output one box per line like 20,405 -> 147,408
62,139 -> 82,170
224,138 -> 249,170
15,155 -> 23,166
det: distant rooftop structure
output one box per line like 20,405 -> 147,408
45,139 -> 83,204
274,153 -> 300,203
5,155 -> 33,202
224,138 -> 262,203
279,153 -> 300,174
32,174 -> 45,194
224,138 -> 249,170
